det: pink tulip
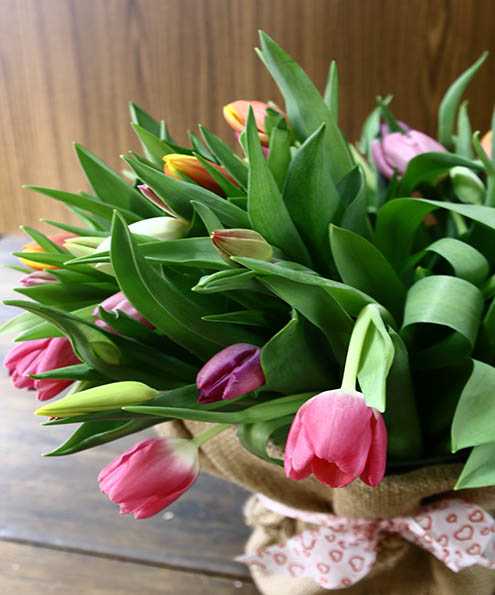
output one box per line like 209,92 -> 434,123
93,291 -> 153,331
196,343 -> 265,404
19,270 -> 57,287
371,130 -> 447,179
98,437 -> 199,519
284,389 -> 387,488
4,337 -> 80,401
223,100 -> 286,146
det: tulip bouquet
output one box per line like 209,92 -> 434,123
2,32 -> 495,579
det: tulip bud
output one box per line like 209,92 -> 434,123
210,229 -> 273,265
98,437 -> 199,519
19,232 -> 76,270
138,184 -> 182,218
63,236 -> 105,258
196,343 -> 265,403
93,217 -> 189,276
163,154 -> 237,196
450,166 -> 485,204
371,129 -> 447,179
223,100 -> 286,147
19,270 -> 57,287
35,381 -> 158,417
481,130 -> 493,159
93,291 -> 153,331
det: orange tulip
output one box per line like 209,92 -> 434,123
223,100 -> 286,146
163,154 -> 237,196
19,232 -> 76,270
481,130 -> 493,159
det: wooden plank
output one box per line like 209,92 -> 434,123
0,237 -> 252,578
1,0 -> 495,232
0,541 -> 257,595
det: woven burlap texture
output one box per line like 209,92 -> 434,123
156,421 -> 495,595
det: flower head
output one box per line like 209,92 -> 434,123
93,291 -> 153,332
210,228 -> 273,264
284,389 -> 387,488
19,232 -> 76,270
371,130 -> 447,179
4,337 -> 80,401
19,270 -> 57,287
98,437 -> 199,519
223,100 -> 285,146
163,154 -> 237,196
196,343 -> 265,404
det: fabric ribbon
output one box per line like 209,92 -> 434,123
237,495 -> 495,590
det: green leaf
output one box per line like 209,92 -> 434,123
399,152 -> 484,196
267,127 -> 291,190
131,123 -> 174,167
438,52 -> 488,148
376,198 -> 495,271
284,124 -> 341,269
245,107 -> 312,266
0,310 -> 44,336
20,226 -> 67,254
14,305 -> 96,341
202,310 -> 271,327
258,31 -> 353,183
402,275 -> 484,349
237,416 -> 292,466
234,256 -> 375,317
260,276 -> 353,364
454,442 -> 495,489
194,154 -> 244,198
188,130 -> 217,162
190,201 -> 223,235
30,363 -> 107,381
199,125 -> 249,189
41,219 -> 109,237
123,156 -> 249,227
451,359 -> 495,451
384,329 -> 423,459
24,186 -> 141,224
125,392 -> 313,424
74,143 -> 159,218
44,418 -> 161,456
454,100 -> 474,159
336,165 -> 372,240
261,311 -> 336,393
129,102 -> 161,137
330,225 -> 406,322
323,61 -> 338,122
358,95 -> 392,158
408,238 -> 489,286
193,269 -> 260,294
14,282 -> 114,308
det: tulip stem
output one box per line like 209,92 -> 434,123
191,423 -> 231,448
340,307 -> 374,392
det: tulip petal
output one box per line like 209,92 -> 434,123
360,411 -> 387,487
370,139 -> 395,179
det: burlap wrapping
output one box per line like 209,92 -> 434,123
156,421 -> 495,595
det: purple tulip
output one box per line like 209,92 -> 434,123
371,130 -> 447,179
93,291 -> 153,332
196,343 -> 265,403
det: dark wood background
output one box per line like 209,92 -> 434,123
1,0 -> 494,232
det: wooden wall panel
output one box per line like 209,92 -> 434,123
0,0 -> 494,232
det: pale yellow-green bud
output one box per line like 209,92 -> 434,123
210,228 -> 273,265
450,166 -> 485,205
35,381 -> 158,417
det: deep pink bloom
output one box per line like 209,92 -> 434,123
284,389 -> 387,488
19,270 -> 57,287
4,337 -> 80,401
98,437 -> 199,519
371,130 -> 447,179
196,343 -> 265,404
93,291 -> 153,331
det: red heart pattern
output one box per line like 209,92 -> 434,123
237,496 -> 495,589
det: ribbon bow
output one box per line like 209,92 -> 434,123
237,496 -> 495,590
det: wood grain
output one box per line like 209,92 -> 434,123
0,541 -> 257,594
0,0 -> 494,233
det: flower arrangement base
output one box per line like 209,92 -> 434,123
156,421 -> 495,595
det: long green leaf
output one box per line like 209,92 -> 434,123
454,442 -> 495,489
199,125 -> 249,189
246,107 -> 312,266
237,416 -> 292,467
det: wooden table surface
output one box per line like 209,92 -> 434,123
0,236 -> 258,594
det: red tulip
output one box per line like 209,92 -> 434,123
196,343 -> 265,404
284,389 -> 387,488
98,437 -> 199,519
4,337 -> 80,401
